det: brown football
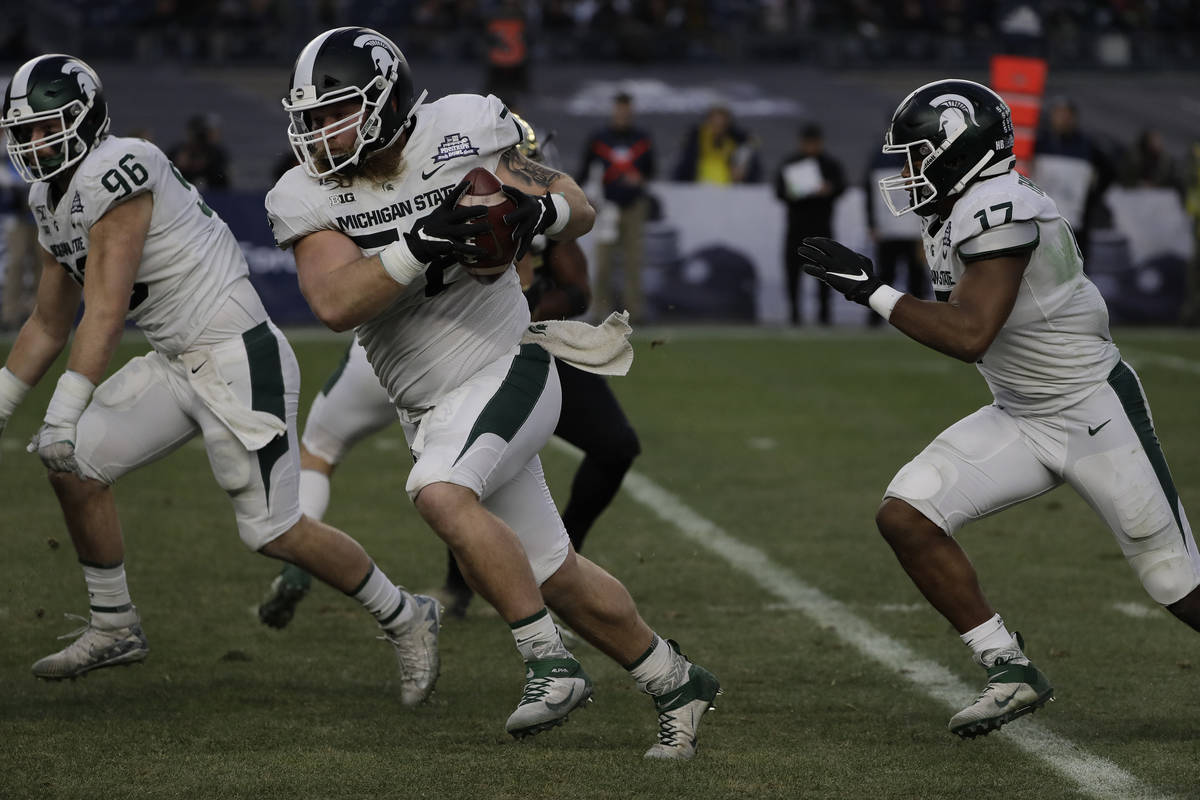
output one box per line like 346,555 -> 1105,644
456,166 -> 519,282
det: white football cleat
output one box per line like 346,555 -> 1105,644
505,657 -> 593,738
381,593 -> 442,707
949,633 -> 1054,739
32,611 -> 149,680
644,655 -> 722,760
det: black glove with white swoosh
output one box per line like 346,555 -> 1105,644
797,236 -> 882,306
404,179 -> 489,265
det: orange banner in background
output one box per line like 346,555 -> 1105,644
990,55 -> 1048,175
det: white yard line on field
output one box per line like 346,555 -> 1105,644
1111,602 -> 1163,620
548,439 -> 1170,800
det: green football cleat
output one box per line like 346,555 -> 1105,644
645,656 -> 722,760
505,657 -> 593,739
257,565 -> 312,630
949,633 -> 1054,739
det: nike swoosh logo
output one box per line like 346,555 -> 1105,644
825,269 -> 868,281
191,361 -> 206,374
421,164 -> 446,180
1088,419 -> 1111,436
545,686 -> 576,712
993,687 -> 1021,708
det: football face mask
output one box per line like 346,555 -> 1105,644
285,83 -> 384,179
3,101 -> 90,182
878,136 -> 938,217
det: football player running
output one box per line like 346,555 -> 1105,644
256,115 -> 641,626
798,79 -> 1200,739
266,28 -> 718,758
0,54 -> 441,704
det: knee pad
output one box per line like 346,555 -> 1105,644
1132,543 -> 1200,605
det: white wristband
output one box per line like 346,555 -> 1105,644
867,285 -> 905,321
45,370 -> 95,427
377,238 -> 428,287
543,193 -> 571,238
0,367 -> 31,419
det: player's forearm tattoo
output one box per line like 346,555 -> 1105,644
500,147 -> 560,188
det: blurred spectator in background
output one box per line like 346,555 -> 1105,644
1183,140 -> 1200,326
578,92 -> 655,322
168,114 -> 230,189
483,0 -> 530,108
1120,128 -> 1184,196
1033,97 -> 1113,258
864,148 -> 925,327
774,123 -> 844,326
672,104 -> 761,184
0,152 -> 39,330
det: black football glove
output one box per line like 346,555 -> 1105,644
796,236 -> 882,306
501,185 -> 559,261
404,179 -> 490,265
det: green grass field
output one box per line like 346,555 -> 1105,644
2,327 -> 1198,800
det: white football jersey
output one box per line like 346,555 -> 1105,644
28,135 -> 249,355
923,170 -> 1120,415
266,93 -> 528,411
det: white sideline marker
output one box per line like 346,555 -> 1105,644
549,439 -> 1168,800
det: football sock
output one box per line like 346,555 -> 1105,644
82,561 -> 137,629
961,613 -> 1026,664
349,562 -> 411,630
298,469 -> 331,521
626,634 -> 689,696
510,608 -> 571,661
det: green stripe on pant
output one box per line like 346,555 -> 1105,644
1107,361 -> 1184,537
456,344 -> 551,462
243,322 -> 288,507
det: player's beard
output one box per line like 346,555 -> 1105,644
358,140 -> 406,186
319,138 -> 406,188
